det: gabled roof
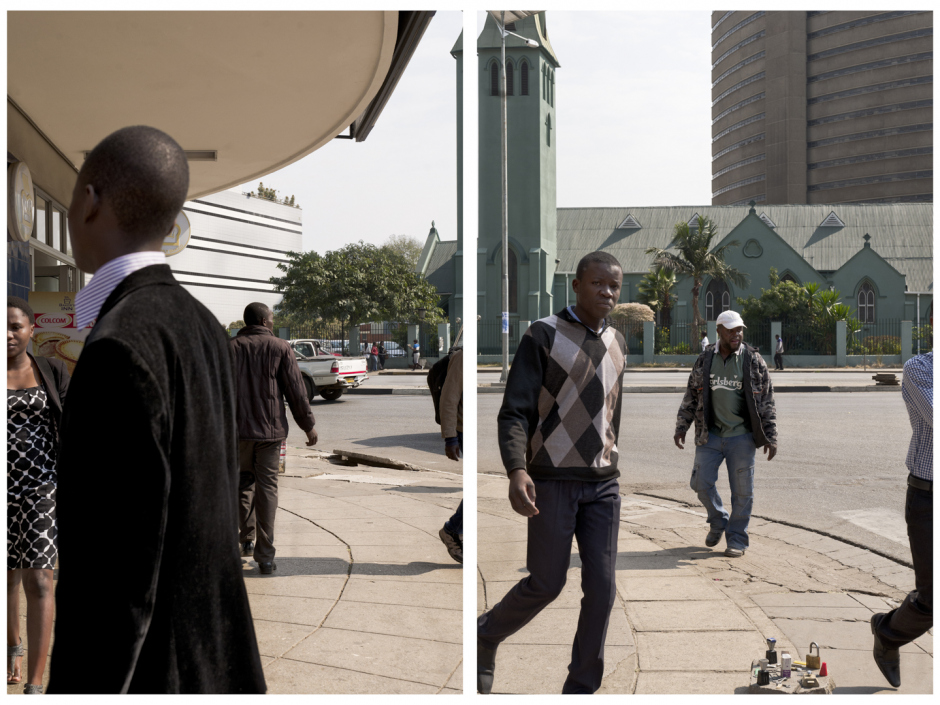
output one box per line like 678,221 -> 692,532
424,240 -> 458,296
555,203 -> 932,292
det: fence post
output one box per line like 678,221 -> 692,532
643,321 -> 654,363
836,320 -> 847,367
438,322 -> 451,355
901,320 -> 913,363
707,320 -> 717,348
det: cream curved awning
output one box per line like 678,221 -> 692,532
7,11 -> 399,198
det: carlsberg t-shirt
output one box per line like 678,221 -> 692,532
709,347 -> 751,437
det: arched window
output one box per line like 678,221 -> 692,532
780,272 -> 797,283
543,66 -> 548,100
545,113 -> 552,147
507,247 -> 518,313
705,279 -> 730,321
521,61 -> 529,95
490,62 -> 499,97
506,59 -> 514,96
858,281 -> 875,322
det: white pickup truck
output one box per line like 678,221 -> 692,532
289,339 -> 368,401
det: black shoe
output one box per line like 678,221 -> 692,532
259,561 -> 277,575
705,528 -> 723,547
439,526 -> 463,564
477,639 -> 497,694
871,613 -> 901,687
241,540 -> 254,557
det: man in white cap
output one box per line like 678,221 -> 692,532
673,310 -> 777,557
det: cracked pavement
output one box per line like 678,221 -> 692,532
477,474 -> 932,694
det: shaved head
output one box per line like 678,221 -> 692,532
244,302 -> 272,327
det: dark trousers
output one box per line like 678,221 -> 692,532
877,482 -> 932,649
238,439 -> 282,563
774,352 -> 784,370
444,432 -> 464,534
478,478 -> 621,694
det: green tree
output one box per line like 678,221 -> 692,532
270,241 -> 443,354
636,266 -> 678,326
646,215 -> 749,334
383,233 -> 424,270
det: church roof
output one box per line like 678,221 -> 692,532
424,240 -> 458,296
556,203 -> 933,293
477,12 -> 560,67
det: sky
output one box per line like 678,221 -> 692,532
236,10 -> 462,256
247,11 -> 715,255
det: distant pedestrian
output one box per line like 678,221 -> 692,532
871,352 -> 932,688
377,342 -> 386,370
478,251 -> 627,694
674,310 -> 777,558
370,341 -> 380,372
774,334 -> 784,370
230,302 -> 318,575
7,297 -> 70,694
438,348 -> 463,564
412,338 -> 421,370
701,330 -> 709,351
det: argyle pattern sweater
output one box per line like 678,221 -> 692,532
497,308 -> 627,482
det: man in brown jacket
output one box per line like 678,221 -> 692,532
229,302 -> 317,574
438,347 -> 463,563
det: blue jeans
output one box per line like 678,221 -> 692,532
690,432 -> 756,550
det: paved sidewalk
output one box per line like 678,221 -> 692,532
250,446 -> 463,693
477,474 -> 932,695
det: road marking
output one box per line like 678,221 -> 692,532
833,508 -> 908,544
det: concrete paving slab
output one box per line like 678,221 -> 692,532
398,515 -> 461,535
247,594 -> 336,627
626,600 -> 753,632
502,605 -> 633,647
352,543 -> 456,565
817,647 -> 933,694
283,628 -> 460,687
771,618 -> 924,654
635,671 -> 750,694
336,529 -> 433,546
478,559 -> 532,582
616,537 -> 670,554
243,575 -> 348,600
483,576 -> 586,610
266,544 -> 351,561
324,601 -> 460,644
486,644 -> 635,694
617,574 -> 725,601
287,505 -> 391,520
478,526 -> 527,543
314,517 -> 418,534
478,512 -> 523,528
621,510 -> 707,529
750,592 -> 862,608
252,619 -> 314,658
636,631 -> 767,671
349,562 -> 462,583
343,577 -> 462,611
760,606 -> 877,622
243,555 -> 349,578
478,540 -> 531,563
366,503 -> 454,520
615,554 -> 699,574
267,531 -> 348,547
848,592 -> 896,610
263,659 -> 439,694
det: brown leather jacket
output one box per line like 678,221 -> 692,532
229,326 -> 315,440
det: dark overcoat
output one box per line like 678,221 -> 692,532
48,265 -> 266,694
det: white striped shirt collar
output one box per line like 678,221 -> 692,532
74,251 -> 166,329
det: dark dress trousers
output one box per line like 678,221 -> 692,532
48,265 -> 266,694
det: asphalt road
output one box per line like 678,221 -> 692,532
477,392 -> 915,564
285,394 -> 460,475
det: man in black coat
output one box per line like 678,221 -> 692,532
48,126 -> 265,693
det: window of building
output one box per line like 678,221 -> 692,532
780,272 -> 797,283
491,62 -> 499,96
546,113 -> 552,147
706,279 -> 730,320
506,59 -> 514,96
521,60 -> 529,95
858,282 -> 876,322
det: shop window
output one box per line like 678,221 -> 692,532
858,282 -> 876,322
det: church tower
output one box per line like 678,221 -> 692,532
475,12 -> 560,326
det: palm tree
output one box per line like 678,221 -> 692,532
645,215 -> 749,334
636,267 -> 678,327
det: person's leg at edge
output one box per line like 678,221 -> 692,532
878,484 -> 933,648
690,433 -> 729,535
564,478 -> 621,694
7,569 -> 22,684
478,480 -> 578,648
237,440 -> 257,545
724,434 -> 756,551
252,440 -> 283,564
444,432 -> 464,535
21,569 -> 53,686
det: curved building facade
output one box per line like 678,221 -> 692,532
711,10 -> 933,206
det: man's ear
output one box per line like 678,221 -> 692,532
78,184 -> 101,225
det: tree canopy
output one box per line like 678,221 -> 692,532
251,181 -> 298,208
270,241 -> 443,353
383,234 -> 424,270
636,267 -> 678,326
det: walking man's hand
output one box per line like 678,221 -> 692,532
445,443 -> 460,461
674,432 -> 686,449
305,428 -> 319,446
764,443 -> 777,461
508,468 -> 538,517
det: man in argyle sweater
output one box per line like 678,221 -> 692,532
478,251 -> 627,695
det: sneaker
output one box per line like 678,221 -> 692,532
439,526 -> 463,564
724,547 -> 745,558
705,529 -> 723,548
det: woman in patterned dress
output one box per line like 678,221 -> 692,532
7,297 -> 70,694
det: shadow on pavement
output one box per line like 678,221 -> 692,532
348,433 -> 440,449
385,485 -> 462,494
242,557 -> 460,577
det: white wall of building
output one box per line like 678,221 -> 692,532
167,187 -> 302,325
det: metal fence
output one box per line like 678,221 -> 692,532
914,318 -> 933,354
849,319 -> 902,356
478,319 -> 521,356
279,321 -> 437,358
743,320 -> 771,354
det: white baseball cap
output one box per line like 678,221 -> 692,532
716,310 -> 746,329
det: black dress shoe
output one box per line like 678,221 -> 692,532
259,562 -> 277,575
477,638 -> 497,694
871,613 -> 901,687
241,540 -> 254,557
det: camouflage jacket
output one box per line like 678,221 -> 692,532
675,343 -> 777,448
